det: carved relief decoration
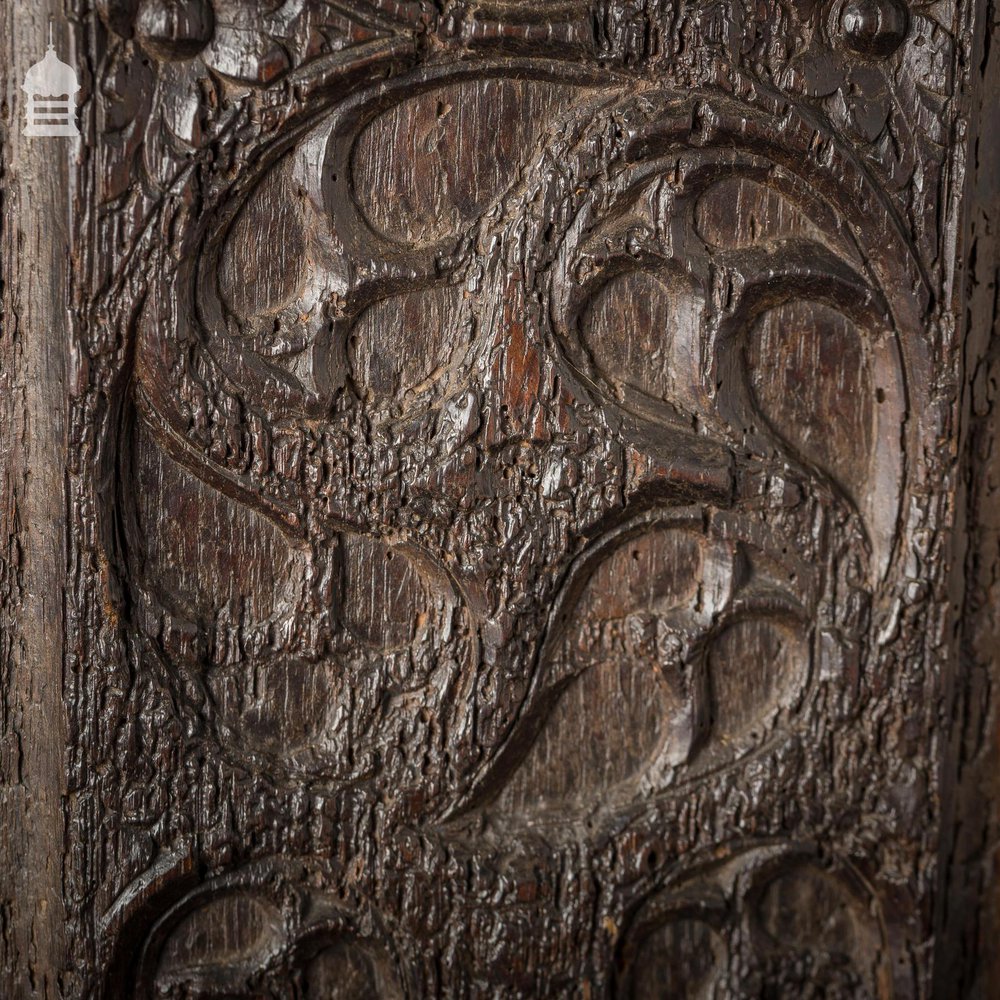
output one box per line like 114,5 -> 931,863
62,0 -> 975,994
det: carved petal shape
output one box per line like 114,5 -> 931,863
133,415 -> 302,629
352,80 -> 581,243
208,656 -> 342,758
219,157 -> 309,320
494,528 -> 705,813
348,285 -> 474,410
305,938 -> 403,1000
706,618 -> 807,749
694,177 -> 829,251
746,300 -> 874,501
156,893 -> 283,988
753,863 -> 886,997
628,918 -> 726,999
579,269 -> 702,407
135,0 -> 215,61
341,535 -> 463,653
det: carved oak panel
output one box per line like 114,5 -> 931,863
2,0 -> 995,996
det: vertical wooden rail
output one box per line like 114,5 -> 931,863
939,3 -> 1000,996
1,2 -> 77,996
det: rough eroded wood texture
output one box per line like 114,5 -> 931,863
0,0 -> 997,996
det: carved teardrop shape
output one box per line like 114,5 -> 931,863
492,529 -> 705,813
348,285 -> 474,410
754,863 -> 885,996
695,177 -> 829,251
579,270 -> 692,405
746,300 -> 874,500
628,919 -> 726,999
706,618 -> 807,749
304,939 -> 403,1000
219,158 -> 309,321
341,535 -> 460,652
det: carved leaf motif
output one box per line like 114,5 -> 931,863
349,285 -> 476,411
579,269 -> 702,407
493,529 -> 703,813
751,863 -> 885,998
619,849 -> 890,999
219,157 -> 310,320
694,177 -> 833,251
490,521 -> 811,817
707,618 -> 807,747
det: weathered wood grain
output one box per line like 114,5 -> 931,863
0,5 -> 75,997
0,0 -> 997,997
935,2 -> 1000,996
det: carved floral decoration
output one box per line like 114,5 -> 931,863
79,0 -> 956,995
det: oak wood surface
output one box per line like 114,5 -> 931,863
0,0 -> 997,997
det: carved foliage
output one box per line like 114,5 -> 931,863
72,0 -> 967,994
